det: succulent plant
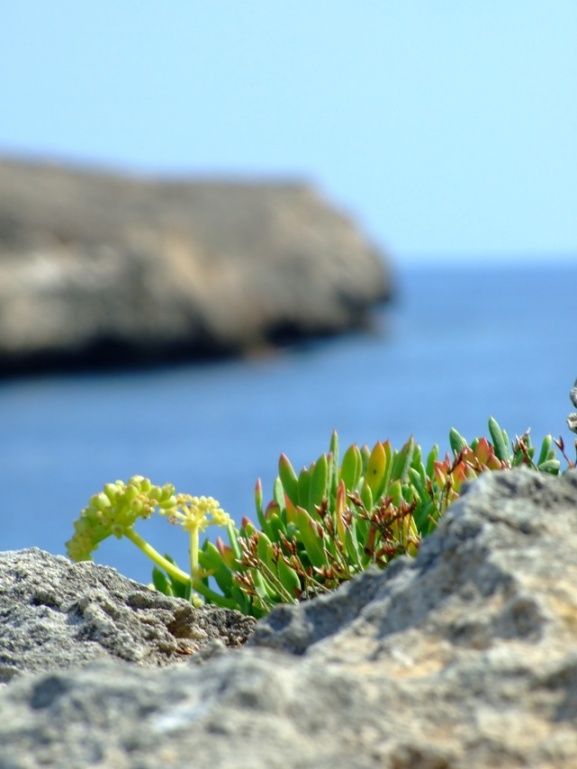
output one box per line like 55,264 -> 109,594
67,417 -> 564,618
195,418 -> 561,617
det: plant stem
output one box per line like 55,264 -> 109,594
190,525 -> 199,582
124,528 -> 190,585
125,526 -> 237,609
188,525 -> 204,606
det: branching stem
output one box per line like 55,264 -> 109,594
124,528 -> 189,585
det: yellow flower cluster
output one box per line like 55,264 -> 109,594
66,476 -> 176,561
162,494 -> 232,533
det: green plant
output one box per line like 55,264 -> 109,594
66,418 -> 565,618
66,476 -> 237,608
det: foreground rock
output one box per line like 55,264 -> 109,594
2,468 -> 577,767
0,549 -> 256,683
0,157 -> 392,374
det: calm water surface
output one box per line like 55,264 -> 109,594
2,259 -> 575,584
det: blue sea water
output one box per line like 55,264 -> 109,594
1,259 -> 575,585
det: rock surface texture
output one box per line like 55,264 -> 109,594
2,468 -> 577,767
0,549 -> 256,683
0,157 -> 392,373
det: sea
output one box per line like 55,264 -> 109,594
2,258 -> 576,586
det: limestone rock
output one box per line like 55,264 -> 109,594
2,468 -> 577,767
0,548 -> 255,683
0,157 -> 392,373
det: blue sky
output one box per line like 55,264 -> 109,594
1,2 -> 576,263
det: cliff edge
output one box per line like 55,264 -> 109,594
0,157 -> 393,374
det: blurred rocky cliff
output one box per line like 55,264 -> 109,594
0,158 -> 393,374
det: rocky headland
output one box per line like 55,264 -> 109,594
0,157 -> 393,374
1,468 -> 577,767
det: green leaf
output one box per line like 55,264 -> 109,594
381,441 -> 394,495
257,531 -> 276,572
340,444 -> 362,492
360,480 -> 374,511
278,454 -> 299,507
408,466 -> 426,497
172,579 -> 191,601
511,450 -> 527,467
365,441 -> 388,499
328,431 -> 340,509
229,583 -> 254,617
352,514 -> 370,552
409,444 -> 426,488
391,438 -> 415,482
155,554 -> 190,599
273,476 -> 286,511
276,557 -> 302,598
425,445 -> 439,478
227,521 -> 243,561
309,454 -> 329,511
251,570 -> 277,603
538,458 -> 561,475
449,428 -> 468,455
329,430 -> 340,478
401,482 -> 415,504
254,479 -> 264,526
537,434 -> 554,467
388,479 -> 403,507
412,498 -> 438,536
199,542 -> 235,596
360,445 -> 371,474
488,417 -> 510,462
343,522 -> 364,568
152,567 -> 172,596
262,506 -> 286,542
297,466 -> 311,510
293,506 -> 326,568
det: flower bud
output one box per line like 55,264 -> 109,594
135,476 -> 152,493
104,483 -> 121,502
128,499 -> 142,515
92,492 -> 112,512
160,484 -> 176,500
123,484 -> 139,503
